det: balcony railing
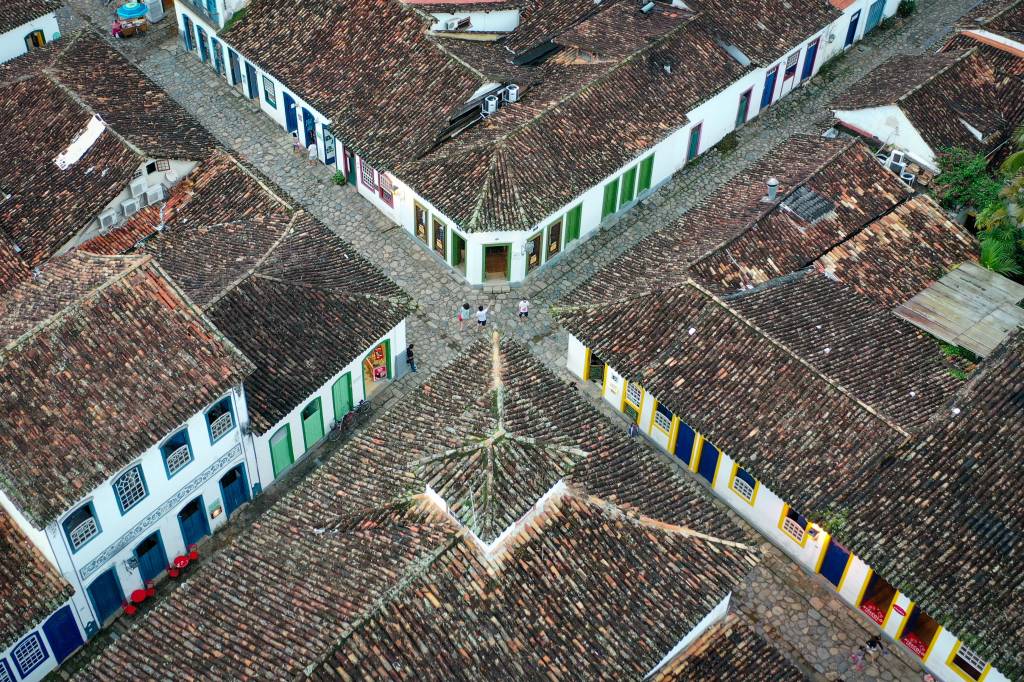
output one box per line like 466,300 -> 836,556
210,411 -> 234,441
178,0 -> 221,27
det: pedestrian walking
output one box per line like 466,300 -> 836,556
627,422 -> 639,438
518,298 -> 529,321
476,304 -> 489,328
291,132 -> 302,156
307,142 -> 318,165
458,302 -> 471,332
406,344 -> 416,373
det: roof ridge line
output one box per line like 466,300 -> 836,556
223,154 -> 294,212
601,497 -> 758,552
687,277 -> 911,438
200,212 -> 301,310
1,254 -> 152,356
897,48 -> 976,104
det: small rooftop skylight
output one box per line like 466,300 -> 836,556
782,185 -> 835,223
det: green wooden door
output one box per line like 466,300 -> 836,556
566,205 -> 582,243
301,398 -> 325,450
451,231 -> 467,269
638,155 -> 655,193
619,166 -> 637,206
270,425 -> 293,477
602,179 -> 619,218
332,373 -> 352,421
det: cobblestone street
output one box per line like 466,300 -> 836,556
55,0 -> 986,679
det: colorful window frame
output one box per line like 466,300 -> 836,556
686,123 -> 702,162
601,178 -> 619,218
947,642 -> 990,682
547,218 -> 562,258
359,159 -> 378,191
432,218 -> 446,258
565,204 -> 582,243
778,504 -> 810,546
378,172 -> 394,207
638,154 -> 655,193
161,428 -> 194,478
62,501 -> 102,553
113,465 -> 149,515
11,633 -> 47,678
729,463 -> 758,505
652,401 -> 672,434
205,396 -> 236,444
619,166 -> 637,206
0,658 -> 14,682
413,202 -> 429,243
262,75 -> 276,107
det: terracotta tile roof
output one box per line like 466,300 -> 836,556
0,509 -> 73,652
226,0 -> 750,232
500,0 -> 611,56
654,613 -> 806,681
726,269 -> 964,429
943,36 -> 1024,129
0,0 -> 59,34
686,0 -> 840,65
815,194 -> 979,308
831,332 -> 1024,679
0,32 -> 217,270
832,48 -> 1024,154
957,0 -> 1024,33
79,338 -> 758,679
315,491 -> 758,680
85,154 -> 412,434
0,237 -> 29,295
688,139 -> 912,294
557,283 -> 906,513
0,253 -> 254,527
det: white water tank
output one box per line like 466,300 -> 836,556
481,95 -> 499,116
502,84 -> 519,103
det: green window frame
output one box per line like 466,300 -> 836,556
602,179 -> 619,218
301,397 -> 325,450
262,75 -> 277,108
619,166 -> 637,207
565,204 -> 582,243
638,155 -> 655,193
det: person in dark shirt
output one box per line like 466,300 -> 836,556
406,344 -> 416,373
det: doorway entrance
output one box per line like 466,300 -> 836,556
819,537 -> 851,587
301,107 -> 316,149
283,92 -> 298,134
586,351 -> 605,385
865,0 -> 885,33
228,49 -> 242,88
483,244 -> 510,282
245,62 -> 258,99
43,606 -> 83,664
858,573 -> 897,624
87,569 -> 124,626
362,341 -> 391,399
451,231 -> 467,274
134,532 -> 168,583
345,150 -> 357,185
301,397 -> 325,450
196,26 -> 209,63
780,51 -> 799,97
177,496 -> 210,547
219,464 -> 250,519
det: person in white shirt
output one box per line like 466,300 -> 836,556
307,142 -> 318,165
476,305 -> 489,328
518,299 -> 529,321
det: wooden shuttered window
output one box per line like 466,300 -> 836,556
602,179 -> 619,218
619,166 -> 637,206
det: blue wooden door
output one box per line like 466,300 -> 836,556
87,569 -> 123,624
323,127 -> 337,166
845,10 -> 861,46
674,423 -> 696,467
220,464 -> 249,518
196,27 -> 209,62
283,92 -> 298,133
800,39 -> 819,81
43,606 -> 83,664
697,441 -> 720,484
178,496 -> 210,547
302,107 -> 316,148
865,0 -> 885,33
135,532 -> 167,583
182,15 -> 194,52
245,62 -> 258,99
211,38 -> 225,76
761,66 -> 778,109
820,539 -> 851,587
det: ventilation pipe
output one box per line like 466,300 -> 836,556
766,177 -> 779,201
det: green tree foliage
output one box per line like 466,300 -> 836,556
933,147 -> 1002,210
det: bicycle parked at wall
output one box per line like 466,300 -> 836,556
328,400 -> 372,442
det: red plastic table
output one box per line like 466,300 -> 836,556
130,589 -> 147,605
173,555 -> 190,570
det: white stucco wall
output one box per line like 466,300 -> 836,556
0,598 -> 82,682
44,387 -> 256,630
0,13 -> 59,64
834,105 -> 938,170
429,9 -> 520,33
251,321 -> 406,489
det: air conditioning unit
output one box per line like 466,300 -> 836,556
129,177 -> 148,198
144,185 -> 164,206
121,198 -> 141,217
481,95 -> 499,116
98,209 -> 117,232
502,84 -> 520,104
445,18 -> 460,30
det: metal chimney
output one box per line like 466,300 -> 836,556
766,177 -> 779,201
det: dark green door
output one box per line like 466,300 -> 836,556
601,179 -> 619,218
270,425 -> 293,477
451,231 -> 467,271
620,166 -> 637,206
302,398 -> 325,450
332,374 -> 353,421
